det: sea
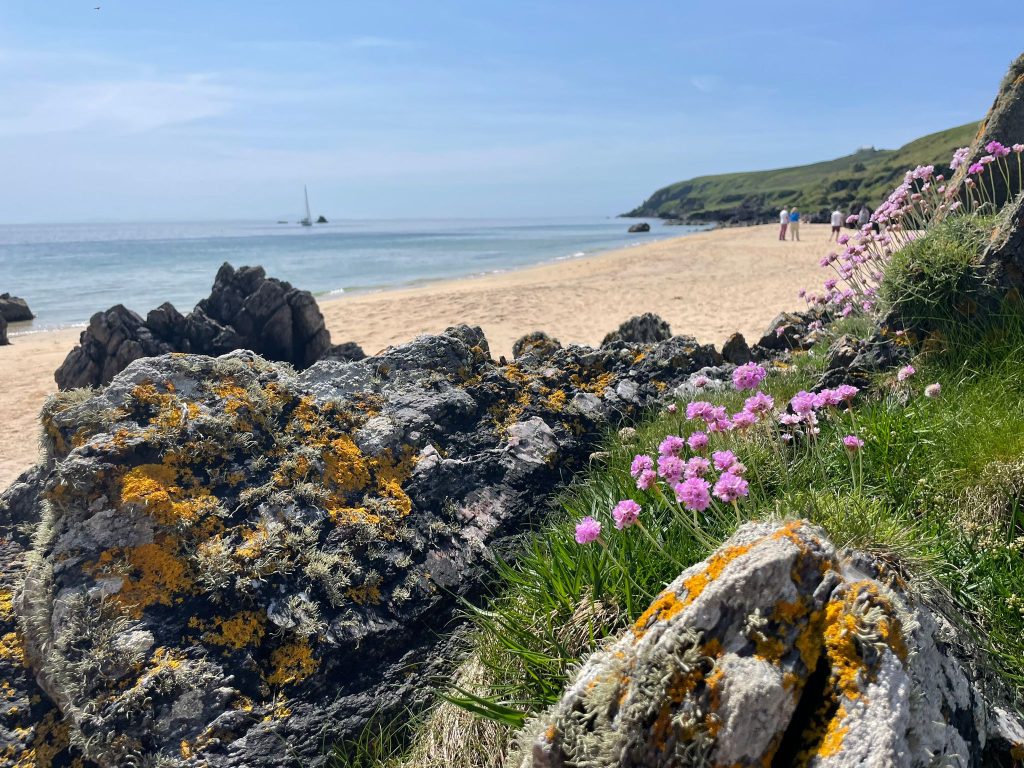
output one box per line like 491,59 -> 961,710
0,217 -> 699,332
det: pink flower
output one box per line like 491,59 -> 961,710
666,403 -> 678,414
684,456 -> 711,478
630,454 -> 654,478
732,410 -> 758,430
575,516 -> 601,544
612,499 -> 641,530
687,431 -> 709,451
843,435 -> 864,452
968,162 -> 985,175
674,477 -> 711,512
779,413 -> 802,427
744,391 -> 774,414
1014,144 -> 1024,153
790,391 -> 819,416
835,384 -> 858,402
925,383 -> 941,398
658,435 -> 686,457
817,388 -> 843,407
686,401 -> 714,421
712,450 -> 737,472
713,471 -> 749,502
657,455 -> 684,482
950,146 -> 970,169
775,326 -> 786,338
732,362 -> 768,391
692,374 -> 711,389
707,418 -> 734,434
897,365 -> 916,382
636,469 -> 656,491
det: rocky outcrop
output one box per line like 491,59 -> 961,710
952,53 -> 1024,205
512,332 -> 562,362
721,331 -> 752,365
627,222 -> 651,233
4,323 -> 721,767
752,309 -> 829,359
515,520 -> 1024,767
55,264 -> 338,391
818,332 -> 910,389
321,341 -> 367,362
0,293 -> 34,322
602,313 -> 672,346
0,314 -> 7,346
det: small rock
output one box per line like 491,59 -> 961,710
721,332 -> 752,365
512,331 -> 562,361
627,222 -> 651,233
602,313 -> 672,346
0,293 -> 33,322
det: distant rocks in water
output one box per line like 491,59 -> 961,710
0,293 -> 34,322
3,322 -> 724,766
516,520 -> 1024,767
627,222 -> 651,233
721,331 -> 752,365
316,215 -> 328,224
54,263 -> 343,390
602,312 -> 672,346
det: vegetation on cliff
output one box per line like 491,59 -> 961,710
625,122 -> 977,224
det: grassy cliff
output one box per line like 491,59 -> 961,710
625,122 -> 979,224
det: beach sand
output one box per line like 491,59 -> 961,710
0,222 -> 831,489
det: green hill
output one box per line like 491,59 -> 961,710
625,122 -> 979,224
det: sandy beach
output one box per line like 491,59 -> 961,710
0,223 -> 831,489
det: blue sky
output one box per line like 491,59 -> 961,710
1,1 -> 1022,222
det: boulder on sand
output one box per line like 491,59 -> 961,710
628,222 -> 651,233
0,293 -> 34,322
602,313 -> 672,346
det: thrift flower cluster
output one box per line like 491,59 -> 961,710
802,139 -> 1024,320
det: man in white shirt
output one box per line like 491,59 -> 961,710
830,209 -> 843,241
779,209 -> 789,241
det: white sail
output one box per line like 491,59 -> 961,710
301,185 -> 313,226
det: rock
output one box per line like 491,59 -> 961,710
316,215 -> 328,224
602,313 -> 672,346
8,324 -> 721,767
817,331 -> 910,389
512,332 -> 562,361
752,309 -> 830,358
951,53 -> 1024,205
627,222 -> 651,233
0,293 -> 34,322
0,313 -> 7,346
55,263 -> 334,390
515,520 -> 1024,768
721,332 -> 752,365
321,341 -> 367,362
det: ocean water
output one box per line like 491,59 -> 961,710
0,217 -> 697,331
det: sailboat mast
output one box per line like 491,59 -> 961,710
304,186 -> 312,222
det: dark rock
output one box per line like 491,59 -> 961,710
720,331 -> 752,365
0,314 -> 7,346
751,308 -> 830,359
512,331 -> 562,361
55,263 -> 334,390
951,54 -> 1024,205
0,293 -> 34,322
316,215 -> 328,224
9,324 -> 721,767
627,222 -> 651,233
818,331 -> 910,389
321,341 -> 367,362
517,520 -> 1024,767
602,313 -> 672,346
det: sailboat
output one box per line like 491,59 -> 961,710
299,185 -> 313,227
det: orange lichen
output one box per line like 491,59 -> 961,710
323,436 -> 370,492
542,389 -> 567,410
90,537 -> 194,617
796,609 -> 826,671
205,611 -> 266,650
347,584 -> 382,605
266,641 -> 318,687
119,461 -> 220,527
0,588 -> 12,619
632,592 -> 684,635
327,506 -> 382,527
816,705 -> 849,758
0,632 -> 27,666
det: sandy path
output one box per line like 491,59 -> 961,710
0,222 -> 831,489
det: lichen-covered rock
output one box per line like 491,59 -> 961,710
10,324 -> 720,767
602,313 -> 672,346
515,521 -> 1023,768
817,331 -> 910,390
321,341 -> 367,362
752,310 -> 827,356
0,293 -> 34,323
512,332 -> 562,362
720,332 -> 752,365
54,263 -> 338,390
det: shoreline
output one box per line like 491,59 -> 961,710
0,223 -> 829,489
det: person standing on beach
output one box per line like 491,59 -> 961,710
829,209 -> 843,241
788,207 -> 800,241
779,208 -> 789,240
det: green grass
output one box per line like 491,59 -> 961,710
625,122 -> 978,223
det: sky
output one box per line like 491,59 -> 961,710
1,1 -> 1022,223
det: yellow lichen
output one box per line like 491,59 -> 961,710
266,641 -> 318,686
0,631 -> 27,666
0,588 -> 13,619
204,611 -> 266,650
346,584 -> 382,605
323,436 -> 370,492
90,537 -> 194,617
119,461 -> 219,527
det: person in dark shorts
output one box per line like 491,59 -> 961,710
829,209 -> 843,241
